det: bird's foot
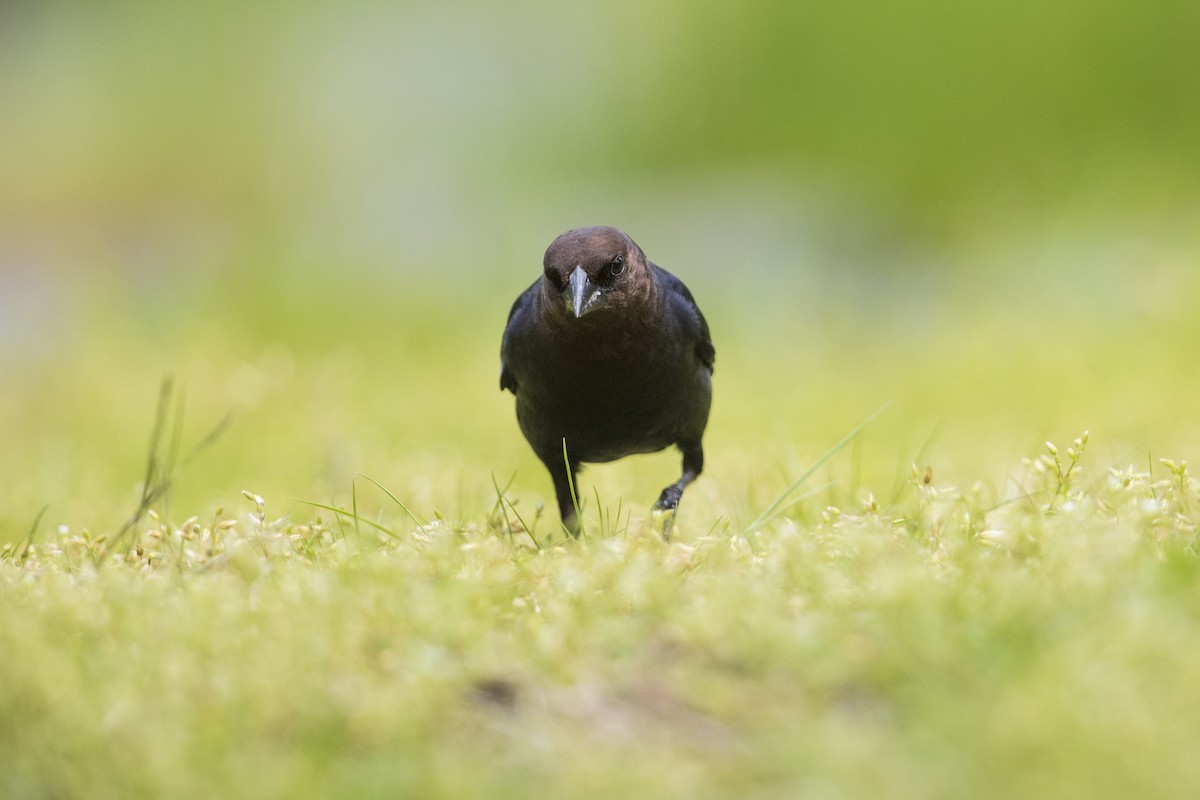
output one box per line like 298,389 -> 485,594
653,485 -> 682,511
650,506 -> 677,540
652,486 -> 683,541
561,513 -> 583,539
556,510 -> 580,542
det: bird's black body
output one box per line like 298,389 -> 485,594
500,226 -> 714,535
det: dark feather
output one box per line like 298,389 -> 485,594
499,226 -> 714,536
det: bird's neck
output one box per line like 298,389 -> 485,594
538,284 -> 662,338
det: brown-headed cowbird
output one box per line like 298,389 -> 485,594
500,226 -> 714,535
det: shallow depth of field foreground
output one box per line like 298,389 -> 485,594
8,437 -> 1200,800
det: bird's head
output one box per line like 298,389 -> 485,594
541,226 -> 650,319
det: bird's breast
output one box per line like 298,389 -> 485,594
512,333 -> 710,463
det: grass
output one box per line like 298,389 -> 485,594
4,3 -> 1200,794
4,265 -> 1200,798
4,433 -> 1200,799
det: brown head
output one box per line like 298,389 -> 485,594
541,226 -> 654,319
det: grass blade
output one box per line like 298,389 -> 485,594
295,499 -> 401,540
355,472 -> 429,534
15,504 -> 49,564
563,438 -> 583,537
744,404 -> 890,535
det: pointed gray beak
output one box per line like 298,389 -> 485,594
566,265 -> 606,318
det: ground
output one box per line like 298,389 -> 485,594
4,267 -> 1200,799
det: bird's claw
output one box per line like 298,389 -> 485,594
654,486 -> 681,511
561,515 -> 583,539
650,506 -> 678,541
652,486 -> 683,541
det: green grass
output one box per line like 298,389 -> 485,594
5,431 -> 1200,799
4,263 -> 1200,798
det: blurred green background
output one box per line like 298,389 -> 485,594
2,0 -> 1198,537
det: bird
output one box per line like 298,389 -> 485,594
499,226 -> 714,537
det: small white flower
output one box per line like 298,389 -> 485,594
977,529 -> 1013,547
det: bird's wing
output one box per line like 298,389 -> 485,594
653,263 -> 715,374
499,365 -> 518,394
499,281 -> 540,394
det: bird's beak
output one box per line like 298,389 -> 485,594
566,265 -> 606,318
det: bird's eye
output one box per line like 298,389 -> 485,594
609,255 -> 625,277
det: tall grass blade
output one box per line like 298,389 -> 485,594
562,438 -> 584,537
744,404 -> 890,535
355,472 -> 429,534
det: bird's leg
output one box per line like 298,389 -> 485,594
653,443 -> 704,539
547,455 -> 584,538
